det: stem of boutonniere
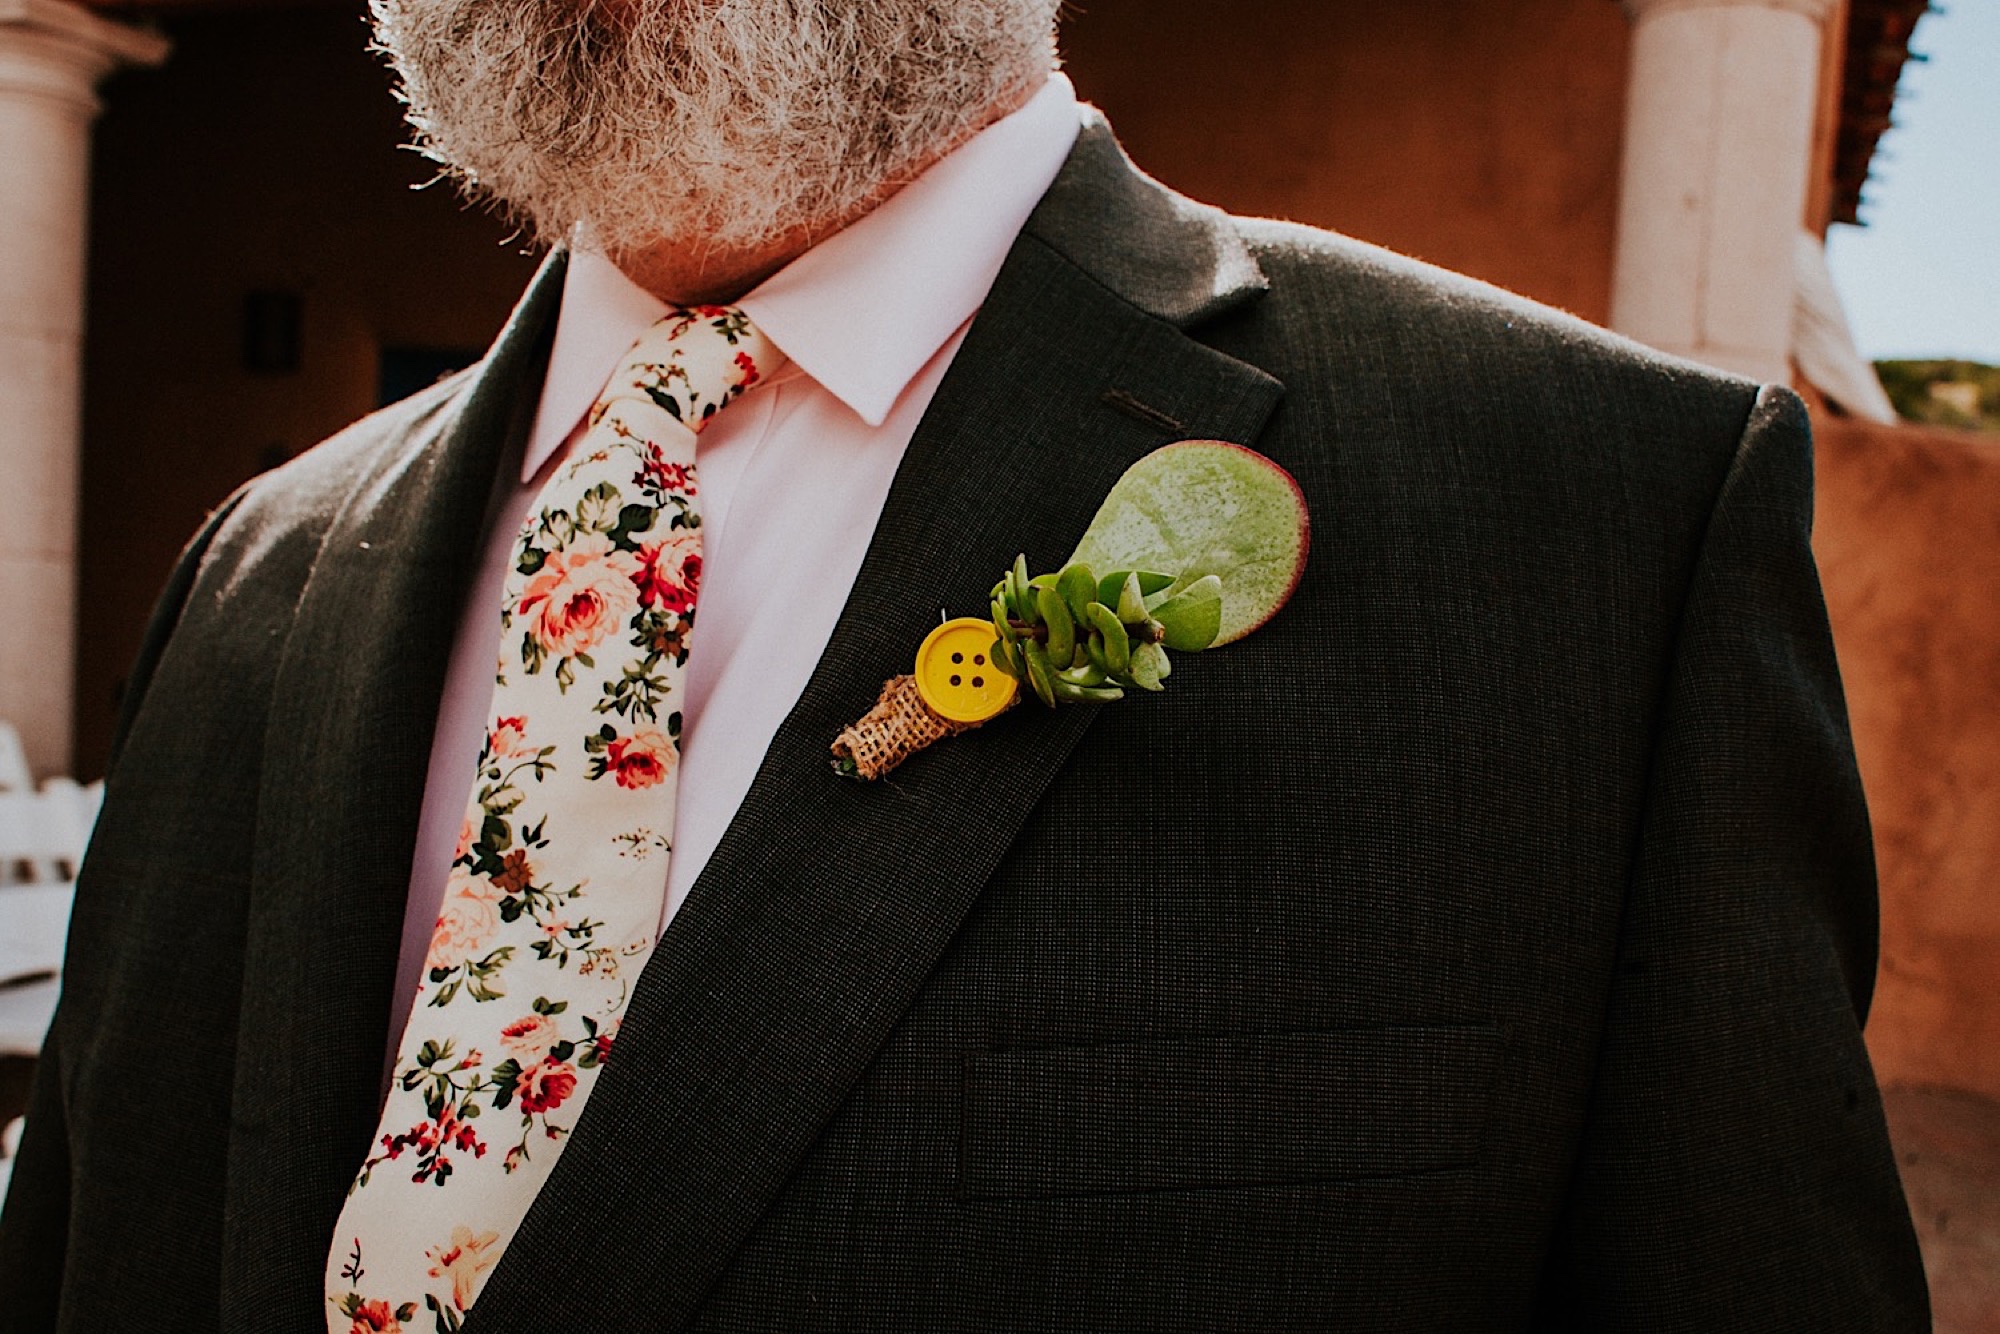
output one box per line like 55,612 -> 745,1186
830,674 -> 1004,781
1007,617 -> 1165,645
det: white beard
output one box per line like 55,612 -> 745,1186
368,0 -> 1060,260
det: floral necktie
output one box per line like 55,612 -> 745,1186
325,305 -> 783,1333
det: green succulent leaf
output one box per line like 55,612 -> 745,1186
990,595 -> 1015,645
1068,442 -> 1309,646
1095,569 -> 1174,610
1037,586 -> 1076,667
1052,678 -> 1125,704
1059,659 -> 1109,688
1128,641 -> 1170,691
1116,571 -> 1150,623
1085,632 -> 1110,676
989,630 -> 1023,680
1056,563 -> 1098,624
1084,603 -> 1131,674
1021,639 -> 1058,708
1152,574 -> 1224,651
1007,553 -> 1038,626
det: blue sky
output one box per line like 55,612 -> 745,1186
1825,3 -> 2000,363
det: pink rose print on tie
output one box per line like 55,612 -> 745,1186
487,716 -> 529,759
424,1226 -> 502,1314
334,1295 -> 415,1333
636,440 -> 697,499
515,534 -> 643,681
517,1060 -> 580,1116
609,729 -> 675,789
587,724 -> 678,789
636,531 -> 702,617
359,1098 -> 488,1191
424,863 -> 545,1010
498,1012 -> 559,1064
427,868 -> 503,973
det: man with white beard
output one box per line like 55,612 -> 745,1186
0,1 -> 1930,1330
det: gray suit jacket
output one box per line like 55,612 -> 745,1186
0,118 -> 1928,1330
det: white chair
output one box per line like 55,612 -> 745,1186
0,977 -> 60,1060
0,788 -> 83,888
0,723 -> 29,794
0,737 -> 95,1179
32,777 -> 101,881
0,1116 -> 20,1200
0,776 -> 101,1058
0,880 -> 69,984
0,795 -> 29,887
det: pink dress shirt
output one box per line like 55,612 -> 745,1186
389,76 -> 1083,1036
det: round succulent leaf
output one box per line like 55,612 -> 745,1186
1068,441 -> 1309,646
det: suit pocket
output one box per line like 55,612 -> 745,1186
960,1024 -> 1499,1200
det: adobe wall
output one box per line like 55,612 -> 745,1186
1062,0 -> 1631,324
1814,415 -> 2000,1105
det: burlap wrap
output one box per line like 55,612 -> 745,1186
832,674 -> 1006,780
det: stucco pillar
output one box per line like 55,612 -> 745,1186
0,0 -> 164,778
1610,0 -> 1836,382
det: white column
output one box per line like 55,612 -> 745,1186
1610,0 -> 1836,383
0,0 -> 164,779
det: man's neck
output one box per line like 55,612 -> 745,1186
609,78 -> 1044,306
611,217 -> 830,309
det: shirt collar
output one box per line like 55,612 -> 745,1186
521,73 -> 1082,481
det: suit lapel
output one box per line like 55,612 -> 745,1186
219,256 -> 567,1325
469,126 -> 1285,1329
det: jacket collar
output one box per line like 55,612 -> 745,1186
1032,108 -> 1269,328
219,254 -> 567,1326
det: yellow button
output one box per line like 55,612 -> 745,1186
914,617 -> 1018,723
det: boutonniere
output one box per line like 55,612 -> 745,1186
832,440 -> 1309,780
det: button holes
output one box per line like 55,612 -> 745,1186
951,652 -> 964,664
1101,388 -> 1186,433
973,654 -> 986,665
949,675 -> 962,687
971,676 -> 985,688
